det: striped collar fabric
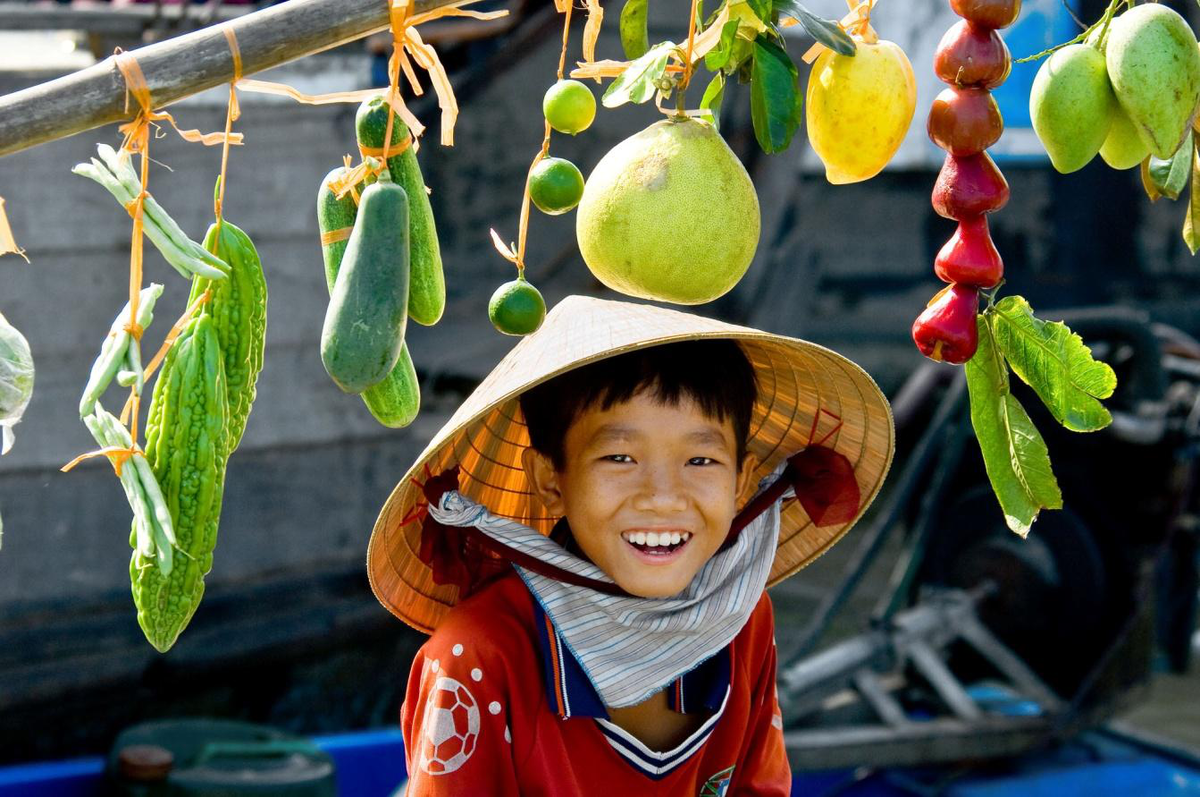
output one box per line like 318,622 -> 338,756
530,596 -> 730,719
426,467 -> 785,709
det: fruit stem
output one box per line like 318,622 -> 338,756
981,279 -> 1006,309
1015,0 -> 1121,63
1092,0 -> 1118,51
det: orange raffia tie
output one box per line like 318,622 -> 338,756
113,49 -> 155,447
0,197 -> 28,263
118,289 -> 212,427
233,0 -> 508,146
213,26 -> 244,238
801,0 -> 877,64
112,48 -> 238,444
337,154 -> 365,207
679,0 -> 700,93
331,154 -> 384,203
321,228 -> 353,246
61,444 -> 138,477
358,136 -> 415,162
112,50 -> 245,149
382,0 -> 414,166
518,0 -> 576,266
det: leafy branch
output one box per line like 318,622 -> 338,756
587,0 -> 852,154
965,295 -> 1116,535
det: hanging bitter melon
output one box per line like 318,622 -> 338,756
133,314 -> 228,652
132,218 -> 267,652
191,219 -> 267,454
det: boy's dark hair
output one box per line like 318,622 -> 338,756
519,339 -> 758,471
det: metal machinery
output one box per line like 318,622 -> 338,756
777,307 -> 1200,772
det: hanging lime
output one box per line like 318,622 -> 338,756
543,79 -> 596,135
488,277 -> 546,336
529,157 -> 585,215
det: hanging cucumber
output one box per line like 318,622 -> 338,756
355,97 -> 445,326
321,172 -> 411,394
317,167 -> 420,427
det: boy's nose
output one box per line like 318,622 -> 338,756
632,466 -> 688,513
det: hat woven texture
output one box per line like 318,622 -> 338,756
369,295 -> 895,633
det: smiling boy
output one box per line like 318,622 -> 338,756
368,296 -> 893,795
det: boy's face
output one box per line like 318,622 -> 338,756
523,390 -> 756,598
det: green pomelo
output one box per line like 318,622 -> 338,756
1100,103 -> 1150,170
1030,44 -> 1115,174
1105,4 -> 1200,159
575,118 -> 760,305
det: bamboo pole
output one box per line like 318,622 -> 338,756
0,0 -> 462,159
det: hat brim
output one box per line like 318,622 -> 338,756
368,296 -> 895,633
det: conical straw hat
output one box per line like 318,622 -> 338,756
369,295 -> 894,633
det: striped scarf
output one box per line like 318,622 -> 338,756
427,468 -> 784,709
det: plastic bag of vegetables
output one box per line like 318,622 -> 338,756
0,309 -> 33,456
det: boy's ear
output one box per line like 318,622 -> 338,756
522,446 -> 566,516
736,452 -> 758,507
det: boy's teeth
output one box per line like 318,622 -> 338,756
624,530 -> 692,547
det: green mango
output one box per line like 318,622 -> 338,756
1100,103 -> 1150,170
1030,44 -> 1116,173
1105,4 -> 1200,159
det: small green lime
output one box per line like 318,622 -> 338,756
529,157 -> 585,215
543,79 -> 597,135
488,278 -> 546,336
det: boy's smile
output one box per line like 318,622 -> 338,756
523,390 -> 755,598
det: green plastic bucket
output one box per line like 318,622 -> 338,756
108,719 -> 336,797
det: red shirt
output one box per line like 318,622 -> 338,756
400,572 -> 790,795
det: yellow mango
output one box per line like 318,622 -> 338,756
805,40 -> 917,184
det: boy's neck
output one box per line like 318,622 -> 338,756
549,517 -> 590,562
607,690 -> 711,752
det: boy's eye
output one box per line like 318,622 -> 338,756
688,457 -> 716,466
603,454 -> 634,463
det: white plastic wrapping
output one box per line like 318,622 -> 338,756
0,310 -> 34,456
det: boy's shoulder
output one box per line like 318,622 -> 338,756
736,589 -> 777,669
419,571 -> 539,667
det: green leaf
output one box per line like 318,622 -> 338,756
965,316 -> 1063,537
991,295 -> 1117,432
1184,146 -> 1200,255
700,71 -> 726,129
746,0 -> 772,21
619,0 -> 650,60
705,19 -> 742,71
602,40 -> 675,108
771,0 -> 856,56
1148,129 -> 1193,201
750,35 -> 800,153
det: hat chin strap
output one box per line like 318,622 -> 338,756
416,446 -> 860,599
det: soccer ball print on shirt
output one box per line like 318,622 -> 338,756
417,675 -> 481,775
